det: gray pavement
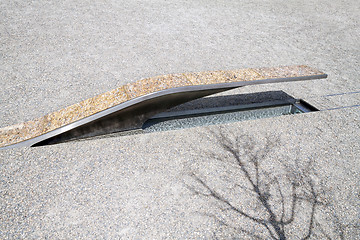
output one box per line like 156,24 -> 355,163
1,0 -> 359,239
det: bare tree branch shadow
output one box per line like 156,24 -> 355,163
185,127 -> 339,239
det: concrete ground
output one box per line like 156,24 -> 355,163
1,0 -> 359,239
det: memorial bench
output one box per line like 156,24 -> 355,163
0,65 -> 327,149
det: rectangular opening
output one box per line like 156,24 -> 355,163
62,91 -> 319,143
142,98 -> 318,132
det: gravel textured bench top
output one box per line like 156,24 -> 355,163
0,65 -> 325,148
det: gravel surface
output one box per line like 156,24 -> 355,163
1,0 -> 359,239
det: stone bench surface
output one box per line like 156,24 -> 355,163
0,65 -> 326,148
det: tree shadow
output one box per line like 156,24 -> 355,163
185,127 -> 340,239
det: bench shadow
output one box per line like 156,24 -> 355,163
34,90 -> 296,145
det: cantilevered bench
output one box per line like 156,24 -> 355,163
0,65 -> 327,149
